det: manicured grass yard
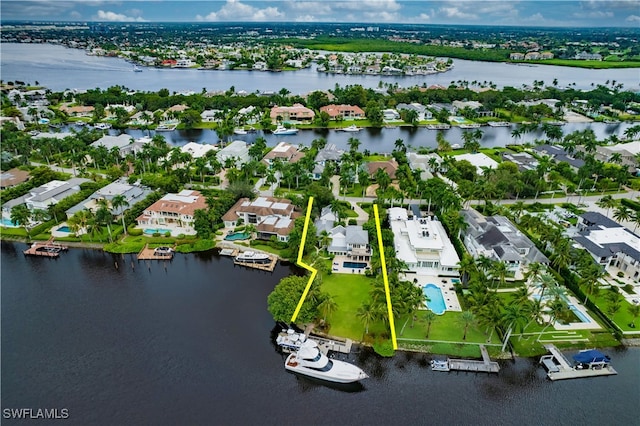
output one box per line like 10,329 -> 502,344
321,272 -> 374,340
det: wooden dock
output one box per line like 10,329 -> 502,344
23,240 -> 68,258
137,244 -> 175,260
233,255 -> 277,272
219,248 -> 238,257
540,344 -> 617,381
299,324 -> 353,354
432,345 -> 500,373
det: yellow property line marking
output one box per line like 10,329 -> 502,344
290,197 -> 317,323
374,204 -> 398,350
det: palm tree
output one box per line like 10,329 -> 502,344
424,310 -> 437,339
317,296 -> 338,324
596,195 -> 616,217
110,194 -> 129,236
10,204 -> 31,239
357,302 -> 376,338
458,310 -> 477,340
489,261 -> 508,289
580,265 -> 604,304
613,205 -> 632,224
628,304 -> 640,328
501,304 -> 528,350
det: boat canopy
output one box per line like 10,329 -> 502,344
572,350 -> 610,364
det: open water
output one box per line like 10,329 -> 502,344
2,242 -> 639,426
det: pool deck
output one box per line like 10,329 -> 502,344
405,274 -> 462,312
330,255 -> 371,275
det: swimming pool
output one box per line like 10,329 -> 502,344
343,261 -> 367,269
568,304 -> 592,323
56,226 -> 71,233
143,228 -> 171,235
224,232 -> 250,241
0,218 -> 18,227
450,116 -> 465,123
423,284 -> 446,315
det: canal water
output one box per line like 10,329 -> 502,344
2,42 -> 639,93
2,242 -> 639,426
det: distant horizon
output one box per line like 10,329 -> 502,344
1,1 -> 639,28
2,20 -> 639,31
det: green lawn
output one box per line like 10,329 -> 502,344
321,272 -> 374,340
590,290 -> 640,333
397,309 -> 501,345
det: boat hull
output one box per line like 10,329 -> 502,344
285,354 -> 368,384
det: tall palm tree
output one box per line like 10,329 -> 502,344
424,310 -> 437,339
357,302 -> 376,338
458,310 -> 477,340
628,304 -> 640,328
613,205 -> 632,224
10,204 -> 31,239
110,194 -> 129,236
597,195 -> 617,217
318,296 -> 338,324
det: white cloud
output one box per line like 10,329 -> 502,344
294,14 -> 317,22
363,11 -> 399,22
337,0 -> 401,11
95,10 -> 147,22
582,0 -> 640,10
69,11 -> 82,19
626,14 -> 640,21
439,7 -> 478,20
287,1 -> 333,15
573,10 -> 614,18
196,0 -> 284,22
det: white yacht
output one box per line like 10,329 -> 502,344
233,128 -> 248,135
340,124 -> 362,132
273,125 -> 298,135
487,121 -> 511,127
284,340 -> 368,384
94,122 -> 111,130
234,251 -> 271,264
133,65 -> 143,72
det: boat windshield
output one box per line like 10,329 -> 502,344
302,351 -> 323,362
308,360 -> 333,372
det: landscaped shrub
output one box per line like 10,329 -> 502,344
164,231 -> 171,237
153,232 -> 161,237
128,227 -> 143,236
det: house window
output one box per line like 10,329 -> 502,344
248,214 -> 257,224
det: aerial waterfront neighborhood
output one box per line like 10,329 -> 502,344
2,12 -> 640,424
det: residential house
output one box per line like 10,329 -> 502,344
575,51 -> 602,61
408,152 -> 442,180
262,142 -> 304,168
387,207 -> 460,277
135,190 -> 207,236
201,109 -> 223,122
270,104 -> 315,122
65,178 -> 152,218
452,100 -> 483,111
216,141 -> 250,166
396,103 -> 432,121
461,209 -> 549,278
524,52 -> 541,60
2,178 -> 89,215
382,109 -> 400,121
90,134 -> 151,157
315,206 -> 338,235
59,104 -> 95,117
311,144 -> 344,180
319,104 -> 365,120
366,159 -> 399,179
181,142 -> 217,159
222,196 -> 299,242
533,144 -> 585,171
586,142 -> 639,174
501,152 -> 539,172
573,211 -> 640,281
105,104 -> 135,118
326,225 -> 371,262
0,168 -> 30,189
510,52 -> 525,60
453,153 -> 498,175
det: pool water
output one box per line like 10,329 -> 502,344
423,284 -> 447,315
343,262 -> 367,269
144,228 -> 171,235
56,226 -> 71,233
568,304 -> 592,323
224,232 -> 250,241
0,218 -> 18,227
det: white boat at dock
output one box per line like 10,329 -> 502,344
339,124 -> 362,132
431,359 -> 450,371
234,128 -> 248,135
94,122 -> 111,130
273,125 -> 298,135
234,251 -> 271,264
276,329 -> 308,352
133,65 -> 143,72
155,123 -> 177,132
459,123 -> 481,129
487,121 -> 512,127
540,345 -> 617,381
426,124 -> 451,130
284,340 -> 368,384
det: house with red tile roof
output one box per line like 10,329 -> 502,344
366,159 -> 399,179
261,142 -> 304,167
222,196 -> 300,242
270,103 -> 315,122
135,190 -> 207,236
320,104 -> 365,119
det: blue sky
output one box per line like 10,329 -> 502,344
2,1 -> 639,27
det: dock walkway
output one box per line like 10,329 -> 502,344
233,255 -> 277,272
432,345 -> 500,374
23,239 -> 68,258
137,244 -> 175,260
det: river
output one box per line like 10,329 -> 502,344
1,242 -> 639,426
2,42 -> 639,94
